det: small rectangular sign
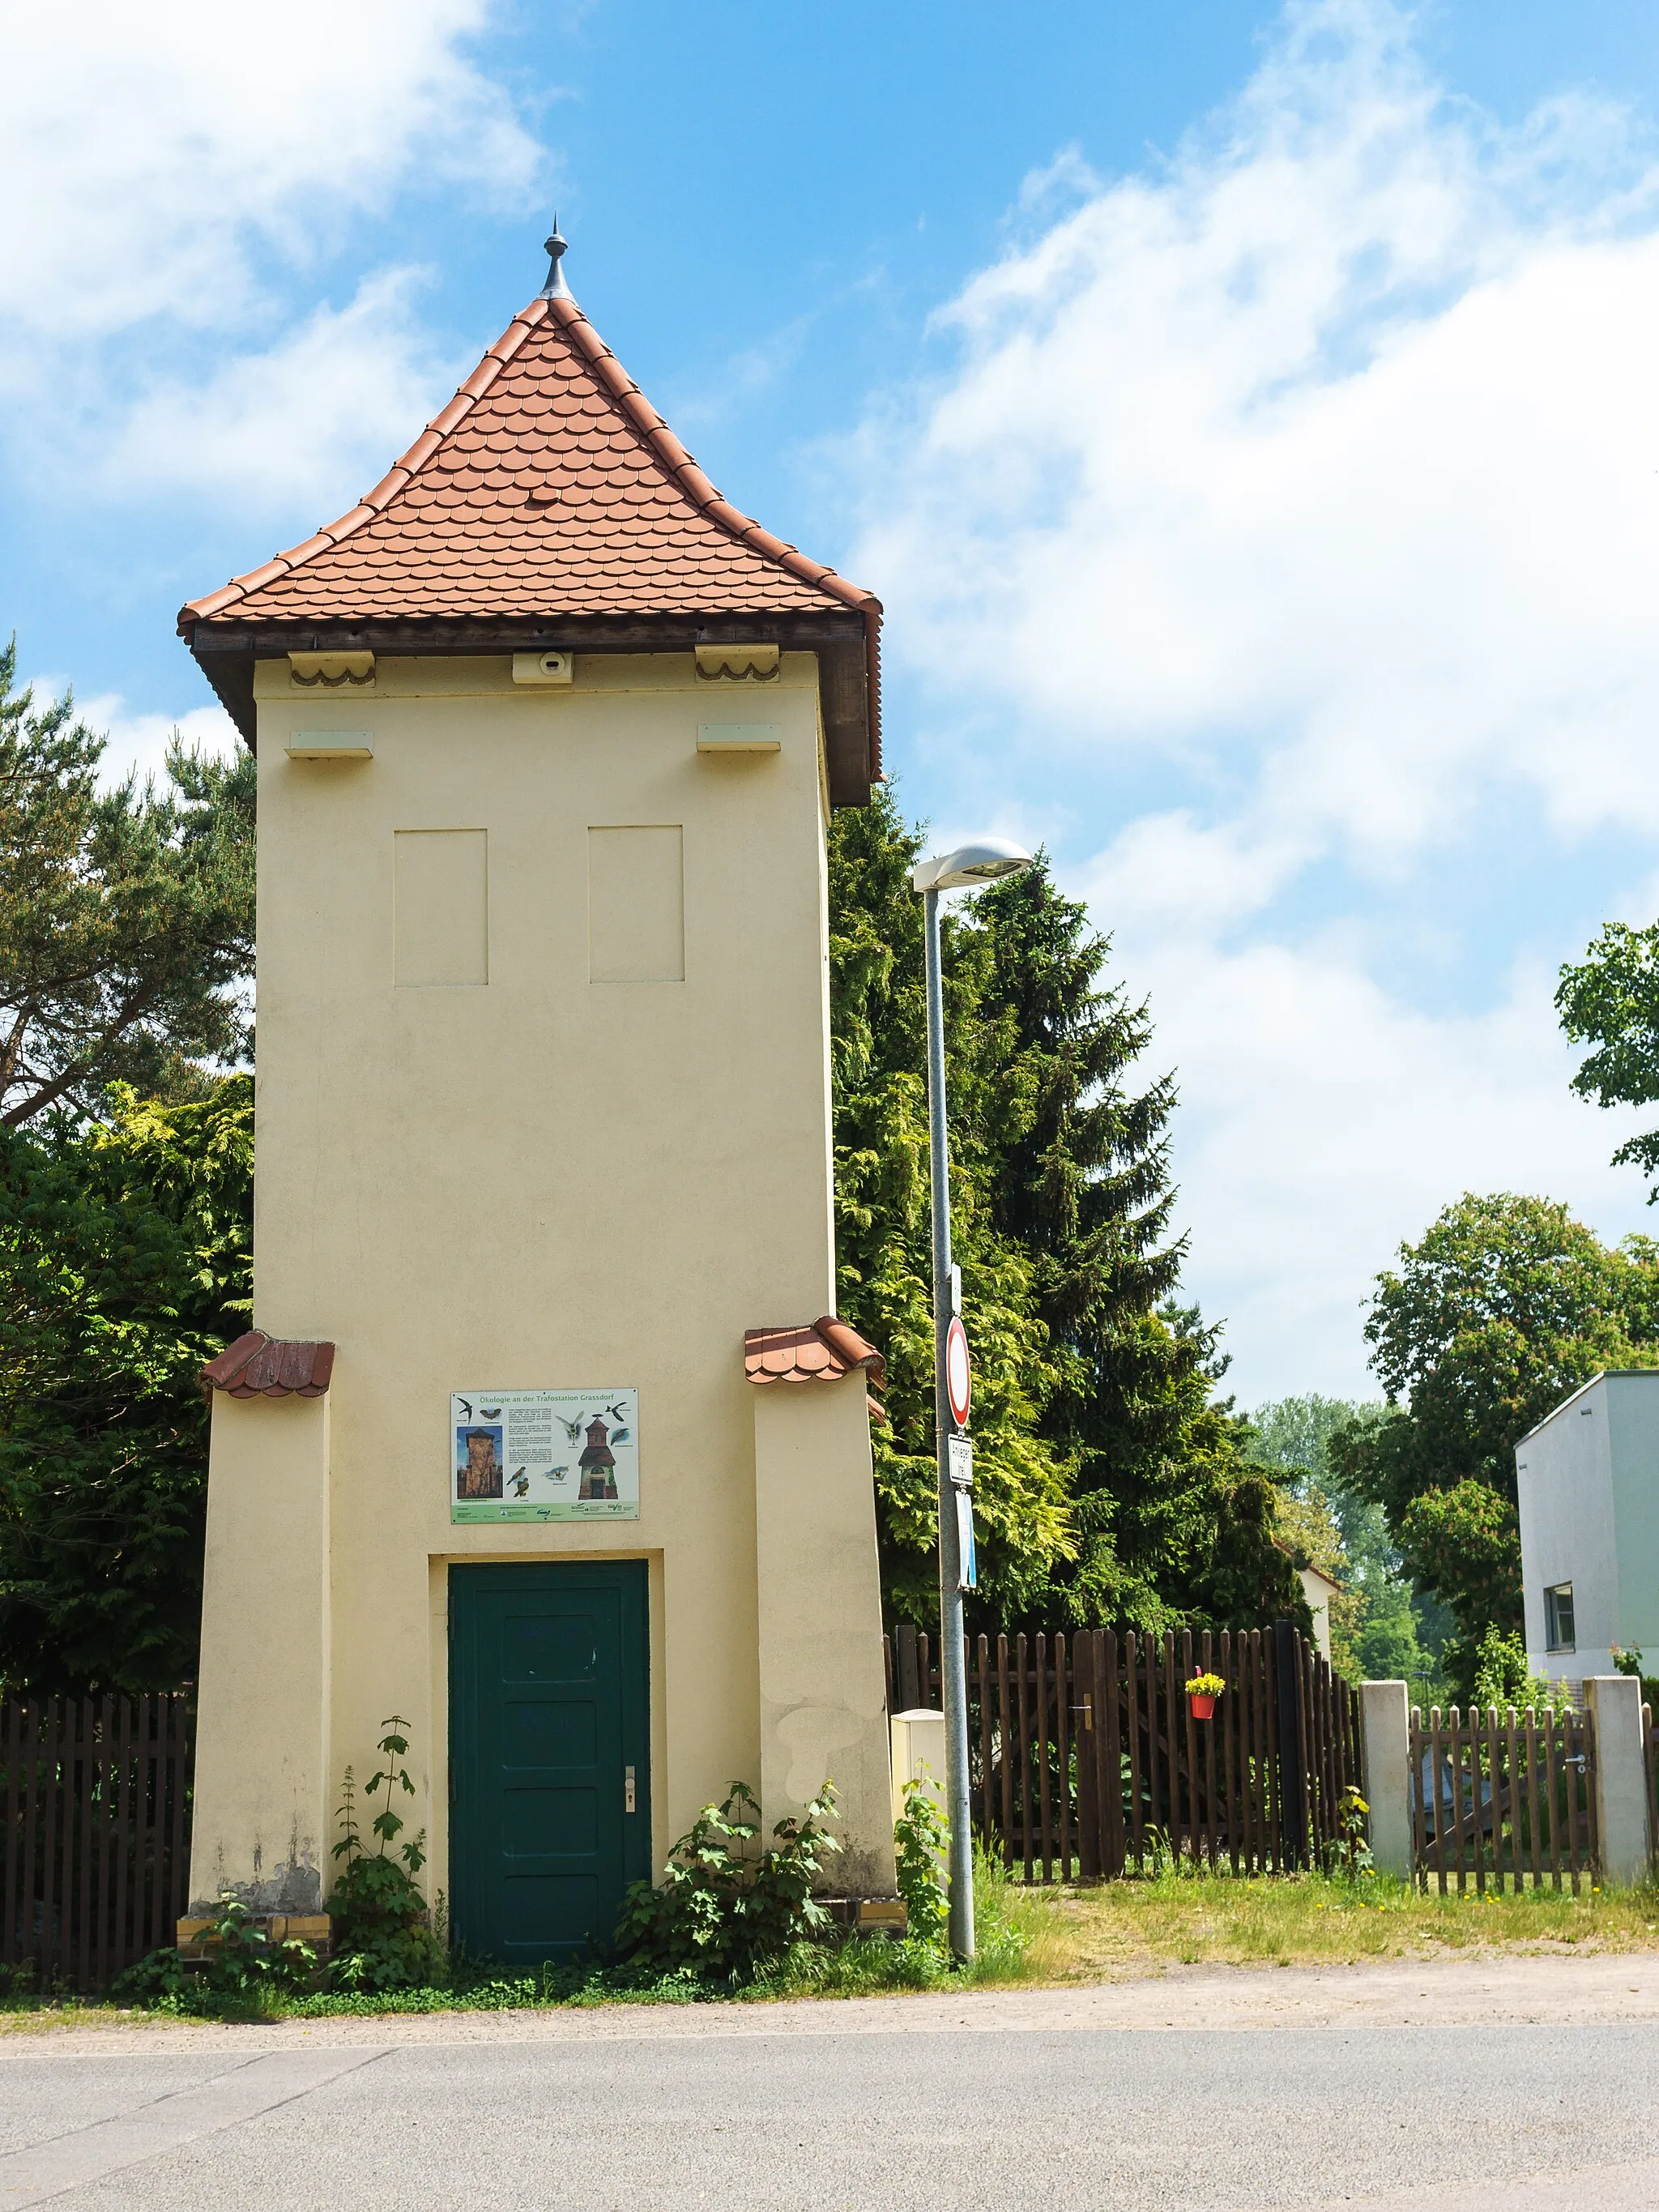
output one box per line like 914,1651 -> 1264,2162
451,1388 -> 638,1522
947,1435 -> 974,1489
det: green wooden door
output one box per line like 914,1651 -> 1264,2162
449,1561 -> 650,1965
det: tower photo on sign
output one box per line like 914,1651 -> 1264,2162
578,1416 -> 619,1500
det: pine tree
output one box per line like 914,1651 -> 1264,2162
0,639 -> 255,1123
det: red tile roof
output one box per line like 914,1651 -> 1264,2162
744,1316 -> 886,1389
202,1330 -> 335,1399
181,293 -> 877,631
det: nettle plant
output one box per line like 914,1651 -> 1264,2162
326,1717 -> 446,1990
893,1773 -> 949,1946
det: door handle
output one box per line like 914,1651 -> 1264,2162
625,1765 -> 637,1814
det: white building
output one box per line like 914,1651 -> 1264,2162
1515,1369 -> 1659,1680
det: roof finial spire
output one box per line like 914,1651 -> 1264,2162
540,217 -> 574,303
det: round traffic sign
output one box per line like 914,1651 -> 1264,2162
945,1313 -> 971,1429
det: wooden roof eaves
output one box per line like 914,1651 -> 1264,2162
186,609 -> 878,807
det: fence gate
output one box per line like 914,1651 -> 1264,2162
1409,1700 -> 1596,1892
2,1696 -> 194,1991
885,1621 -> 1361,1881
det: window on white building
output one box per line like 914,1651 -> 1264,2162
1544,1582 -> 1576,1653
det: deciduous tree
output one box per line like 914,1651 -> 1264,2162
1556,920 -> 1659,1198
1328,1193 -> 1659,1693
0,1077 -> 251,1693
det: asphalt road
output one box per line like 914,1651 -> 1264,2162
2,1996 -> 1657,2210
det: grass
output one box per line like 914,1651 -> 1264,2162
983,1864 -> 1659,1979
6,1857 -> 1659,2030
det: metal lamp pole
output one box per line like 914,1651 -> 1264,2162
920,878 -> 973,1959
912,836 -> 1033,1963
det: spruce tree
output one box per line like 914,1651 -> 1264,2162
829,797 -> 1304,1637
974,862 -> 1303,1633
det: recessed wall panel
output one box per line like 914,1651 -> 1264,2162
394,828 -> 488,986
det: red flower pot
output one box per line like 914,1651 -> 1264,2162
1189,1692 -> 1216,1720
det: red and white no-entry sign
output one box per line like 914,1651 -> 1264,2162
945,1313 -> 971,1430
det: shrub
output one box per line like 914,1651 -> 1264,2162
1470,1625 -> 1570,1715
326,1851 -> 447,1992
1612,1646 -> 1659,1711
114,1894 -> 316,2013
614,1779 -> 842,1981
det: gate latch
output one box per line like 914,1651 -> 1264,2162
624,1765 -> 637,1814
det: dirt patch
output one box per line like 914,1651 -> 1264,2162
5,1951 -> 1658,2054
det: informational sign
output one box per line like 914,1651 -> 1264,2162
945,1313 -> 972,1430
947,1434 -> 974,1490
948,1433 -> 975,1589
450,1388 -> 638,1522
954,1488 -> 978,1591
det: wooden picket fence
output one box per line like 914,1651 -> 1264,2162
1,1697 -> 194,1992
1408,1701 -> 1595,1894
885,1621 -> 1361,1880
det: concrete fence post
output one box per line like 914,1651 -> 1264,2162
1583,1676 -> 1651,1887
1358,1680 -> 1413,1881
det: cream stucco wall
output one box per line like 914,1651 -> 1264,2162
192,1391 -> 331,1910
753,1375 -> 891,1894
190,651 -> 894,1915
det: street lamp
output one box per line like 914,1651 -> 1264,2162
910,834 -> 1034,1959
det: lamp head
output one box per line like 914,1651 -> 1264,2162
911,836 -> 1034,895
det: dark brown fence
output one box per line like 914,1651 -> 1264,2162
885,1621 -> 1360,1880
1408,1702 -> 1594,1894
2,1697 -> 194,1991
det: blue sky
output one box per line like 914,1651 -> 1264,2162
8,0 -> 1659,1399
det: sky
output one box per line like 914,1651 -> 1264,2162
8,0 -> 1659,1403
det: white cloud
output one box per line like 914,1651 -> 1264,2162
856,0 -> 1659,1395
1101,919 -> 1654,1399
861,0 -> 1659,860
104,271 -> 464,519
72,693 -> 241,791
2,2 -> 544,527
2,2 -> 540,357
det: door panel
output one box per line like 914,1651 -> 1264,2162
450,1561 -> 650,1964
